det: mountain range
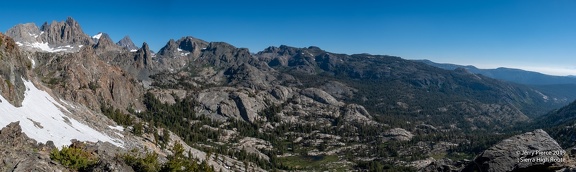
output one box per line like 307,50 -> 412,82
1,17 -> 576,171
416,59 -> 576,85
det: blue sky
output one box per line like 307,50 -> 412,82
2,0 -> 576,75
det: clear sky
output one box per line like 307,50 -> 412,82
2,0 -> 576,76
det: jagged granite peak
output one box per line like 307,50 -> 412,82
463,129 -> 566,172
5,23 -> 42,43
116,35 -> 138,51
134,42 -> 152,69
38,17 -> 94,46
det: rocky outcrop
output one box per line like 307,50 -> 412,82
0,122 -> 67,172
319,81 -> 356,100
419,158 -> 469,172
300,88 -> 343,106
224,63 -> 276,90
195,87 -> 268,123
383,128 -> 414,141
116,35 -> 138,51
463,129 -> 567,172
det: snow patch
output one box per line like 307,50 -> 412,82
115,132 -> 124,138
177,48 -> 183,52
108,125 -> 124,131
92,33 -> 103,39
130,49 -> 137,52
534,90 -> 549,101
0,79 -> 123,148
27,56 -> 35,68
26,42 -> 66,52
15,41 -> 78,53
29,33 -> 39,38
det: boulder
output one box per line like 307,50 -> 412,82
463,129 -> 566,172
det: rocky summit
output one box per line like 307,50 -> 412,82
116,35 -> 139,51
2,17 -> 576,171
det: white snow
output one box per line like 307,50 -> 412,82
27,56 -> 36,68
115,132 -> 124,138
130,49 -> 137,52
14,41 -> 75,53
29,33 -> 39,38
108,125 -> 124,131
31,42 -> 54,52
0,79 -> 123,148
92,33 -> 103,39
177,48 -> 190,56
28,42 -> 67,52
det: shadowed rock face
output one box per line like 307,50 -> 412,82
463,129 -> 566,172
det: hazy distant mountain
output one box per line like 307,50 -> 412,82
415,59 -> 576,85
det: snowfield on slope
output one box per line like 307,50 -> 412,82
0,79 -> 123,148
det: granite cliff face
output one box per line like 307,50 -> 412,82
34,45 -> 145,111
0,33 -> 30,106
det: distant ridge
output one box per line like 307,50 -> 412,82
415,59 -> 576,85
